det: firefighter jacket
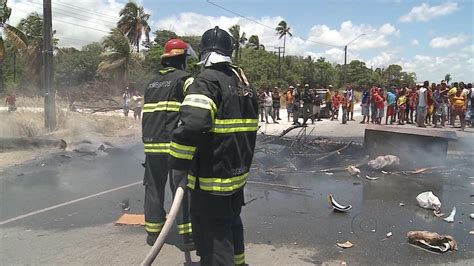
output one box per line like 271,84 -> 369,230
142,67 -> 194,155
169,64 -> 258,196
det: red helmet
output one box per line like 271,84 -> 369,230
162,38 -> 188,58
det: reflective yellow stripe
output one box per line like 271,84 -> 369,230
210,118 -> 259,134
143,101 -> 181,113
145,221 -> 164,233
188,172 -> 248,192
144,143 -> 171,154
181,94 -> 217,119
169,142 -> 196,160
234,253 -> 245,265
187,175 -> 196,190
159,67 -> 175,74
177,222 -> 193,235
183,77 -> 194,93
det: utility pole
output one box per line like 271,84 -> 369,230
274,46 -> 284,78
43,0 -> 56,130
342,34 -> 365,88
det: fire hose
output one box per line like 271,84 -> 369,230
141,186 -> 185,266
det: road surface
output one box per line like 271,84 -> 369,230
1,111 -> 473,265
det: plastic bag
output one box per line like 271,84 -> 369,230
416,191 -> 441,211
368,155 -> 400,170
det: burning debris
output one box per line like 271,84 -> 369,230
368,155 -> 400,170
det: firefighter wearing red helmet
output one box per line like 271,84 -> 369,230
141,38 -> 195,249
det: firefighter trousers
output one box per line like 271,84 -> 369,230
143,154 -> 192,237
191,189 -> 245,266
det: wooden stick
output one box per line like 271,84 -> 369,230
247,180 -> 307,190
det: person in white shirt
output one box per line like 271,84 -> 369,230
417,81 -> 429,127
263,88 -> 278,124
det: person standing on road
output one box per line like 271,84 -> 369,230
432,84 -> 443,128
286,86 -> 295,122
370,86 -> 378,123
263,87 -> 278,124
325,85 -> 333,120
385,87 -> 396,125
416,81 -> 429,128
312,90 -> 322,123
341,91 -> 349,124
141,38 -> 195,248
132,90 -> 143,120
272,87 -> 282,120
332,90 -> 341,120
452,83 -> 467,131
360,87 -> 370,124
5,93 -> 17,113
397,88 -> 407,125
292,84 -> 302,125
169,26 -> 258,266
257,88 -> 265,122
122,87 -> 131,117
346,84 -> 355,121
301,84 -> 313,126
448,82 -> 458,126
408,85 -> 417,124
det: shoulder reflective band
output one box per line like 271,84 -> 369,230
210,119 -> 259,133
159,67 -> 175,74
177,222 -> 192,235
145,221 -> 164,233
187,172 -> 248,193
234,253 -> 245,265
142,101 -> 181,113
181,94 -> 217,119
169,142 -> 196,160
183,77 -> 194,94
144,143 -> 170,154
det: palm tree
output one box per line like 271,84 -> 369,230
246,35 -> 265,50
0,0 -> 28,61
275,20 -> 292,60
117,1 -> 151,52
228,24 -> 247,62
444,74 -> 451,84
98,28 -> 142,85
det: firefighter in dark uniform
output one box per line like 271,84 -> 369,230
169,26 -> 258,265
142,38 -> 195,248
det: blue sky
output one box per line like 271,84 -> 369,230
9,0 -> 474,81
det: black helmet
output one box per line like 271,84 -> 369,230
199,26 -> 234,59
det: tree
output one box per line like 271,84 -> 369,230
117,1 -> 151,52
98,28 -> 143,85
275,20 -> 292,60
153,29 -> 178,47
246,35 -> 264,50
228,24 -> 247,63
444,73 -> 451,84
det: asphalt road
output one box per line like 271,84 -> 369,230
1,120 -> 473,265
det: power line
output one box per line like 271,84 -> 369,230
28,1 -> 117,28
55,0 -> 119,20
206,0 -> 341,48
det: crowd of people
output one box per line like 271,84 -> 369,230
257,80 -> 474,131
122,87 -> 143,120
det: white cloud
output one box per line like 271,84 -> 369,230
9,0 -> 125,48
429,34 -> 468,48
307,21 -> 398,50
412,39 -> 419,46
399,2 -> 459,23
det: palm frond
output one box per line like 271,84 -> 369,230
3,23 -> 28,50
0,36 -> 5,61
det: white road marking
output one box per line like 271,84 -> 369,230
0,181 -> 142,226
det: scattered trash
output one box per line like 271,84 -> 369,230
17,173 -> 24,177
247,180 -> 306,190
386,232 -> 393,238
368,155 -> 400,170
407,231 -> 457,253
325,172 -> 334,176
40,163 -> 45,167
60,154 -> 72,159
434,210 -> 445,217
371,229 -> 376,233
470,231 -> 474,235
336,241 -> 354,249
365,175 -> 379,181
416,191 -> 441,211
470,213 -> 474,219
121,199 -> 130,211
399,203 -> 405,206
346,165 -> 360,176
443,207 -> 456,223
328,194 -> 352,212
381,170 -> 390,175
